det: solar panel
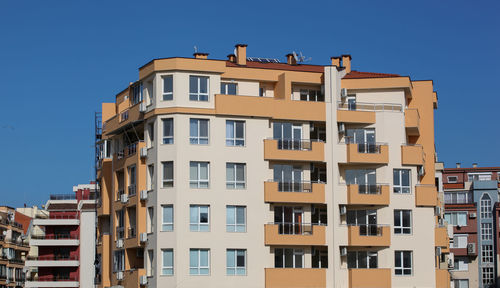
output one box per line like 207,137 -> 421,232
247,57 -> 280,63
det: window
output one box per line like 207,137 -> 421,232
226,249 -> 246,275
447,176 -> 458,183
454,279 -> 469,288
444,191 -> 472,204
189,76 -> 209,101
226,120 -> 245,146
394,210 -> 412,234
480,194 -> 492,219
221,82 -> 237,95
274,248 -> 303,268
482,245 -> 493,263
347,251 -> 378,268
162,249 -> 173,275
259,86 -> 265,97
113,250 -> 125,272
147,164 -> 154,190
162,205 -> 173,232
163,75 -> 173,101
190,205 -> 209,232
444,212 -> 467,226
190,162 -> 209,188
299,89 -> 324,102
468,172 -> 492,181
147,207 -> 154,233
394,251 -> 412,276
226,206 -> 246,232
190,119 -> 209,144
162,162 -> 173,188
131,82 -> 143,105
190,249 -> 210,275
162,118 -> 174,144
482,267 -> 494,286
452,257 -> 469,271
345,169 -> 377,194
226,163 -> 246,189
128,165 -> 136,195
452,235 -> 468,248
481,223 -> 492,240
393,169 -> 411,193
312,248 -> 328,268
147,122 -> 154,147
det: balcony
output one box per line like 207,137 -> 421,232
435,226 -> 449,248
116,227 -> 125,240
265,268 -> 326,288
264,139 -> 324,162
264,223 -> 326,246
25,276 -> 79,287
103,102 -> 144,134
113,141 -> 146,170
346,184 -> 390,206
436,269 -> 450,288
25,255 -> 79,267
347,225 -> 390,247
415,185 -> 437,207
348,268 -> 391,288
401,144 -> 424,166
336,102 -> 376,124
404,108 -> 420,136
30,234 -> 79,246
264,181 -> 325,204
346,143 -> 389,164
33,215 -> 79,226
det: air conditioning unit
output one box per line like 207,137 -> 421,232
340,88 -> 348,100
340,246 -> 347,256
116,239 -> 123,249
140,232 -> 148,243
140,147 -> 148,158
434,206 -> 441,216
120,194 -> 128,204
140,190 -> 148,201
447,253 -> 454,269
140,275 -> 148,285
116,271 -> 124,280
338,122 -> 345,134
467,243 -> 476,255
340,205 -> 347,216
139,102 -> 147,113
469,213 -> 476,219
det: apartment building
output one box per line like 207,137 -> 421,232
0,206 -> 30,288
442,164 -> 500,288
95,44 -> 449,287
24,183 -> 97,288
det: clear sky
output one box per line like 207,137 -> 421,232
0,0 -> 498,208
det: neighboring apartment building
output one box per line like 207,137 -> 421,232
24,183 -> 97,288
443,164 -> 500,288
0,206 -> 30,288
96,44 -> 449,287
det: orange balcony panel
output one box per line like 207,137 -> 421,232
264,224 -> 325,246
264,181 -> 325,204
346,144 -> 389,164
103,102 -> 143,134
415,185 -> 437,207
405,109 -> 420,136
98,160 -> 113,216
264,139 -> 324,162
348,268 -> 391,288
348,225 -> 391,247
347,184 -> 390,206
435,227 -> 449,248
401,145 -> 424,166
337,110 -> 375,124
436,269 -> 451,288
118,268 -> 146,288
265,268 -> 326,288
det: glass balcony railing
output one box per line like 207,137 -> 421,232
272,222 -> 324,235
274,138 -> 323,151
276,181 -> 325,193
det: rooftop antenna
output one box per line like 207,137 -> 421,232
194,46 -> 198,53
293,51 -> 312,63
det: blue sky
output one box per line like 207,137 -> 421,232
0,0 -> 498,207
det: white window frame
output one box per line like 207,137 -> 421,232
480,194 -> 492,219
393,169 -> 411,194
221,82 -> 238,95
452,257 -> 469,271
394,210 -> 412,235
226,163 -> 246,189
274,248 -> 304,268
482,245 -> 493,263
468,172 -> 492,182
226,120 -> 245,146
113,250 -> 125,272
189,76 -> 209,101
226,206 -> 246,232
481,223 -> 492,240
482,267 -> 494,285
161,205 -> 173,232
347,251 -> 378,269
447,176 -> 458,183
189,249 -> 210,275
190,118 -> 209,145
162,118 -> 174,144
162,249 -> 174,275
454,279 -> 469,288
394,251 -> 412,276
190,162 -> 210,188
162,75 -> 173,101
444,212 -> 467,226
452,234 -> 468,248
162,161 -> 174,188
226,249 -> 246,276
190,205 -> 210,232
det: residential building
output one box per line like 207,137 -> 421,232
0,206 -> 30,288
443,164 -> 500,288
24,183 -> 97,288
96,44 -> 448,287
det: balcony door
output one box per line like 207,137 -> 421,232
345,169 -> 377,194
347,95 -> 356,110
274,206 -> 303,235
347,209 -> 377,235
274,165 -> 303,192
273,122 -> 302,150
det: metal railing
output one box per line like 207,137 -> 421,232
49,214 -> 78,219
116,141 -> 144,160
36,255 -> 79,261
350,224 -> 387,236
35,276 -> 79,282
50,194 -> 76,200
337,101 -> 402,112
271,222 -> 324,235
272,138 -> 323,151
116,227 -> 125,239
32,234 -> 79,240
274,180 -> 325,193
8,258 -> 24,264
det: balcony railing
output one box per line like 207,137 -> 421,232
349,224 -> 387,236
8,258 -> 24,264
444,192 -> 474,204
274,138 -> 323,151
116,141 -> 144,160
116,227 -> 125,239
0,219 -> 23,229
272,222 -> 323,235
128,227 -> 136,239
345,138 -> 385,154
31,234 -> 79,240
50,194 -> 76,200
276,181 -> 325,193
35,276 -> 79,282
49,214 -> 78,219
36,255 -> 79,261
356,184 -> 384,194
337,101 -> 402,112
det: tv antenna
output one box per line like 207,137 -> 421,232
194,46 -> 198,53
292,51 -> 312,63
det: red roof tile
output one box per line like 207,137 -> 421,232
343,70 -> 400,79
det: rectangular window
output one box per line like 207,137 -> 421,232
274,248 -> 303,268
347,251 -> 378,269
190,162 -> 209,188
452,257 -> 469,271
128,165 -> 136,195
468,172 -> 492,181
394,210 -> 412,234
393,169 -> 411,193
299,89 -> 324,102
148,122 -> 154,147
221,82 -> 237,95
163,75 -> 173,101
482,245 -> 493,263
147,164 -> 154,190
226,163 -> 246,189
482,267 -> 494,285
190,249 -> 210,275
190,205 -> 209,232
226,206 -> 246,232
226,120 -> 245,146
452,235 -> 468,248
447,176 -> 458,183
162,249 -> 174,275
481,223 -> 492,240
189,76 -> 209,101
162,161 -> 173,188
162,118 -> 174,144
113,250 -> 125,272
226,249 -> 246,275
444,212 -> 467,226
394,251 -> 412,276
162,205 -> 173,232
454,279 -> 469,288
190,119 -> 209,144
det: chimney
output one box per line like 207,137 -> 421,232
235,44 -> 247,65
193,52 -> 209,59
341,54 -> 352,73
472,163 -> 478,168
331,57 -> 341,67
456,163 -> 461,168
286,54 -> 297,65
227,54 -> 236,63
